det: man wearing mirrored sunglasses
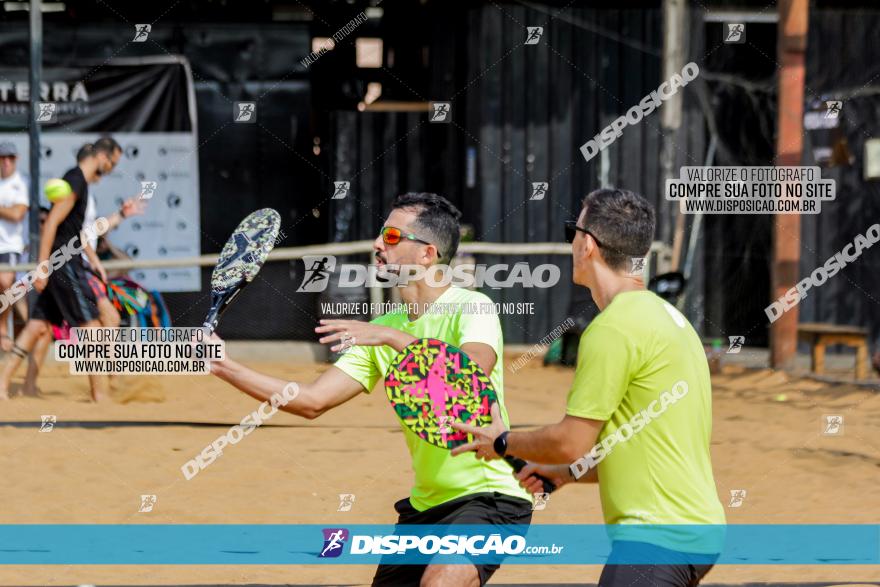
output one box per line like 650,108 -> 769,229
210,192 -> 532,587
452,188 -> 725,587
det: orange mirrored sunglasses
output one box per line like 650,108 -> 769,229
380,226 -> 433,248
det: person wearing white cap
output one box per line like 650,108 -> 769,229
0,142 -> 28,352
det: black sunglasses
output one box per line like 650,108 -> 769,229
564,221 -> 604,247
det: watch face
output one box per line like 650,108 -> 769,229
494,432 -> 508,456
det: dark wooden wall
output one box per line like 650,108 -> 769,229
328,4 -> 671,344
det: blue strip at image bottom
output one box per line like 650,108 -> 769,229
0,524 -> 877,566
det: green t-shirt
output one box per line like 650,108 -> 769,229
567,291 -> 725,551
334,286 -> 532,511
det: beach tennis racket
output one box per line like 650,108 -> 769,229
203,208 -> 281,333
384,337 -> 556,494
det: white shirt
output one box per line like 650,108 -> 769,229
0,171 -> 28,254
81,192 -> 98,265
84,193 -> 98,248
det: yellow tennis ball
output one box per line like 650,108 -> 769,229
44,178 -> 73,203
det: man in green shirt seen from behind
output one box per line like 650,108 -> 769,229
453,188 -> 725,587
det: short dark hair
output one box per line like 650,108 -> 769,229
76,143 -> 95,162
391,192 -> 462,263
580,188 -> 655,271
94,136 -> 121,156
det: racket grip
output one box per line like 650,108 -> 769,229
504,455 -> 556,494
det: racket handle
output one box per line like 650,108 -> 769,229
202,314 -> 218,335
504,455 -> 556,494
202,289 -> 241,335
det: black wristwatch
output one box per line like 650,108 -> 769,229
493,431 -> 510,457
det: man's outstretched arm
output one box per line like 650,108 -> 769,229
451,410 -> 604,465
315,319 -> 416,353
211,352 -> 364,420
506,415 -> 604,464
214,319 -> 418,418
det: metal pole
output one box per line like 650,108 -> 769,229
682,135 -> 717,284
28,0 -> 42,281
770,0 -> 809,369
661,0 -> 687,267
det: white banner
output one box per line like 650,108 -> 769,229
6,132 -> 201,292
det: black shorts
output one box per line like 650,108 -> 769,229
0,252 -> 19,266
371,492 -> 533,587
599,541 -> 717,587
31,260 -> 100,327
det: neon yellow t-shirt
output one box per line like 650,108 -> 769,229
567,290 -> 725,551
334,286 -> 532,511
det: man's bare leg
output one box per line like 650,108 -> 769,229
97,297 -> 121,328
13,294 -> 28,322
25,299 -> 120,396
22,330 -> 52,397
420,564 -> 480,587
96,297 -> 120,385
81,318 -> 110,402
0,319 -> 50,399
0,272 -> 15,352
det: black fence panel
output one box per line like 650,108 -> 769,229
800,10 -> 880,350
326,5 -> 666,344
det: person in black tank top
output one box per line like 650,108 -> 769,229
0,140 -> 121,402
54,166 -> 90,254
21,140 -> 146,398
